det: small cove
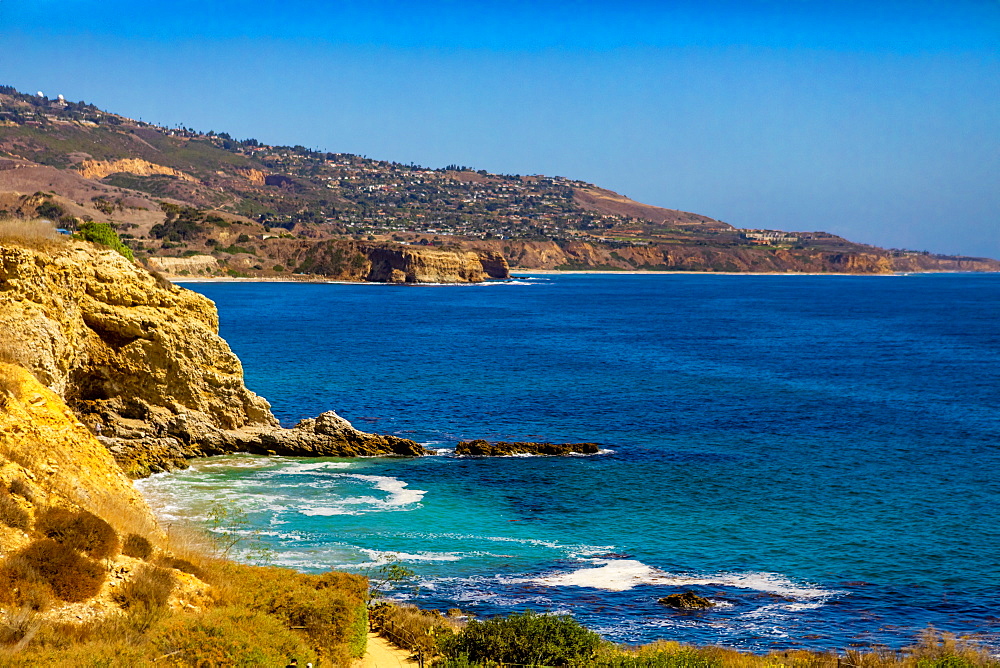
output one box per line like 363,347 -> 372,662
138,273 -> 1000,651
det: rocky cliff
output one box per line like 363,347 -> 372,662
0,238 -> 425,477
0,362 -> 215,628
362,244 -> 497,283
75,158 -> 197,182
468,239 -> 1000,274
0,363 -> 159,543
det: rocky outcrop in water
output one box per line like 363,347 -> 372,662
362,244 -> 501,283
102,410 -> 427,477
455,440 -> 600,456
658,592 -> 714,609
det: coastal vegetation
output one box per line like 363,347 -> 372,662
0,447 -> 368,665
365,601 -> 998,668
74,221 -> 135,261
0,217 -> 68,251
0,238 -> 371,665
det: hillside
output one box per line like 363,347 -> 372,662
1,85 -> 997,278
0,232 -> 383,664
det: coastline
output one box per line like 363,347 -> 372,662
162,269 -> 994,284
514,268 -> 999,276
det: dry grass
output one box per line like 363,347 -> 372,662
113,565 -> 175,612
585,632 -> 1000,668
0,562 -> 365,666
0,607 -> 42,653
371,602 -> 460,657
154,556 -> 204,580
82,494 -> 165,556
207,562 -> 369,664
121,533 -> 154,560
36,507 -> 119,560
0,488 -> 30,530
7,479 -> 34,503
112,565 -> 176,634
11,539 -> 105,603
0,553 -> 53,612
0,218 -> 68,251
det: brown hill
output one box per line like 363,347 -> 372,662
0,85 -> 996,277
573,186 -> 730,230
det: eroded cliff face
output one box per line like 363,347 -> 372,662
0,242 -> 276,431
363,245 -> 491,283
0,363 -> 158,542
0,240 -> 425,476
468,240 -> 903,273
252,240 -> 510,283
75,158 -> 196,182
0,363 -> 213,626
467,240 -> 1000,274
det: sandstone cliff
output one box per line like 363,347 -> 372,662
0,360 -> 365,663
0,242 -> 275,430
242,240 -> 509,283
75,158 -> 197,182
362,244 -> 494,283
466,239 -> 969,274
0,362 -> 214,628
145,254 -> 221,276
0,239 -> 425,477
0,363 -> 158,543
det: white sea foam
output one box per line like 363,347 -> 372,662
405,531 -> 615,556
274,461 -> 353,474
298,474 -> 426,515
533,559 -> 661,591
355,548 -> 463,567
343,474 -> 426,506
193,456 -> 277,470
570,448 -> 615,456
532,559 -> 839,599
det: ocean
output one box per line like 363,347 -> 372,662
135,273 -> 1000,652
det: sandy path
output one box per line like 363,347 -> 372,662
354,633 -> 420,667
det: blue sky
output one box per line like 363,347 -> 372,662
2,1 -> 998,257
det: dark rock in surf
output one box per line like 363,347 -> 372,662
658,591 -> 714,610
455,439 -> 601,456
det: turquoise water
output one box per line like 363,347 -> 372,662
137,274 -> 1000,651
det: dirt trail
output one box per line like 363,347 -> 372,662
354,633 -> 420,667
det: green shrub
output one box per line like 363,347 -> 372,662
122,533 -> 153,560
0,489 -> 30,530
15,539 -> 105,602
37,507 -> 119,559
34,201 -> 65,220
75,221 -> 135,261
439,611 -> 603,667
372,602 -> 456,658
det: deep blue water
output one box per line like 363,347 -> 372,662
137,274 -> 1000,652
